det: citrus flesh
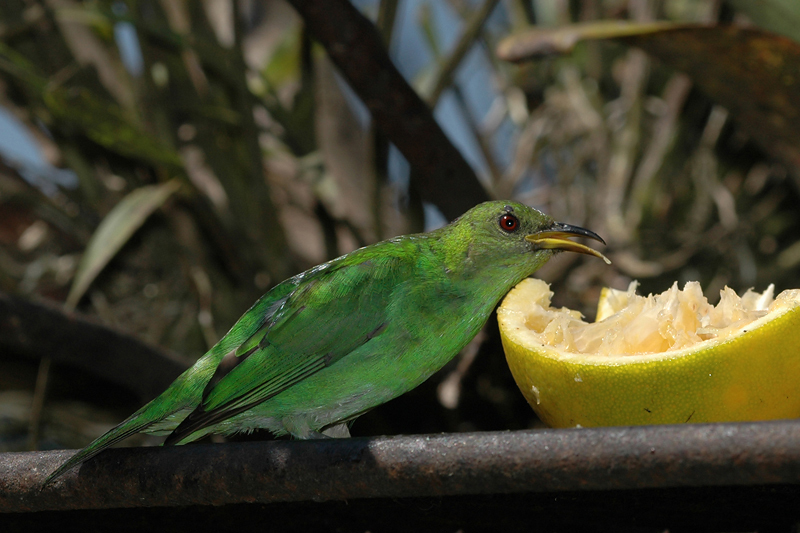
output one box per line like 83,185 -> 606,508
498,278 -> 800,428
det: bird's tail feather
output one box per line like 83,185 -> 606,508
43,404 -> 182,486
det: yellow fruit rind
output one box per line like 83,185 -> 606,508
499,280 -> 800,428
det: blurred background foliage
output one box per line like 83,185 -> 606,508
1,0 -> 799,453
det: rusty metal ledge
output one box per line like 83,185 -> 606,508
3,420 -> 800,513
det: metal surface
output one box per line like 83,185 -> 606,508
3,420 -> 800,513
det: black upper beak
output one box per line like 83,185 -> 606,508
525,222 -> 611,264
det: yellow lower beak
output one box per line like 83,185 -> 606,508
526,223 -> 611,264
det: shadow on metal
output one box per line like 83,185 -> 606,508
3,420 -> 800,517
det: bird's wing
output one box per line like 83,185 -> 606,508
164,250 -> 408,443
42,279 -> 302,484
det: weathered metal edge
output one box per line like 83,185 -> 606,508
3,420 -> 800,513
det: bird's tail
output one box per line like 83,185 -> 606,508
43,401 -> 186,486
42,304 -> 263,486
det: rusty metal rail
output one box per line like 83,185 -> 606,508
2,420 -> 800,513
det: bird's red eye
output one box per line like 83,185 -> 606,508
499,213 -> 519,232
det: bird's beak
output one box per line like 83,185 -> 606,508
526,222 -> 611,264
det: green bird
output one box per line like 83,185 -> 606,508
45,200 -> 608,484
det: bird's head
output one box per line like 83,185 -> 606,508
440,200 -> 609,281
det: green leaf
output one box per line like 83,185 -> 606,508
0,42 -> 48,91
729,0 -> 800,44
496,20 -> 682,61
66,180 -> 181,310
44,88 -> 183,168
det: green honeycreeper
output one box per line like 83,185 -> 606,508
45,200 -> 608,484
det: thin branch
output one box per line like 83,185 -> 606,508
426,0 -> 501,106
0,291 -> 187,403
286,0 -> 489,219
